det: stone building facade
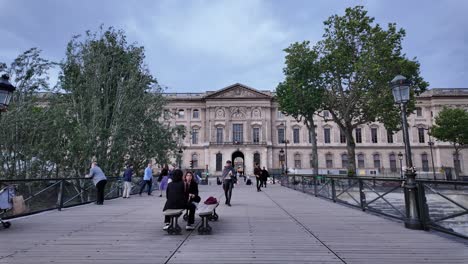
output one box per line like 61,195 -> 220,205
163,83 -> 468,179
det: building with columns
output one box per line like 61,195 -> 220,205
163,83 -> 468,179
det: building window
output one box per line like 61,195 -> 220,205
340,129 -> 346,143
191,153 -> 198,168
418,127 -> 425,143
371,128 -> 378,143
233,124 -> 243,143
373,154 -> 381,169
323,110 -> 330,118
277,111 -> 284,119
325,154 -> 333,169
278,128 -> 285,144
192,109 -> 199,119
355,128 -> 362,143
389,154 -> 397,172
453,154 -> 462,174
294,154 -> 301,168
416,107 -> 422,117
293,128 -> 300,143
421,154 -> 429,172
254,153 -> 260,167
253,127 -> 260,143
324,128 -> 331,144
341,154 -> 348,169
358,154 -> 365,169
216,153 -> 222,171
178,109 -> 185,119
216,128 -> 223,144
387,130 -> 394,144
191,129 -> 199,144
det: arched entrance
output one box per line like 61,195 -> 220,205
232,151 -> 244,174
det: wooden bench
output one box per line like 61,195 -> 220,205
163,209 -> 185,234
197,203 -> 219,234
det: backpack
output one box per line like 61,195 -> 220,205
246,179 -> 252,185
216,177 -> 222,185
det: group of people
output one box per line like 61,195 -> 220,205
254,164 -> 270,192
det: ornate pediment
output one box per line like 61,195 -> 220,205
204,83 -> 272,99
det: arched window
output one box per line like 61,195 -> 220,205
253,153 -> 261,167
325,153 -> 333,169
178,109 -> 185,119
341,154 -> 348,169
191,153 -> 198,168
373,154 -> 381,169
389,154 -> 397,172
216,153 -> 223,171
358,154 -> 365,169
294,153 -> 301,168
192,109 -> 200,119
421,154 -> 429,172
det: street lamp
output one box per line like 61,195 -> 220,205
398,152 -> 403,179
391,75 -> 422,230
425,128 -> 437,180
279,148 -> 285,184
0,74 -> 16,112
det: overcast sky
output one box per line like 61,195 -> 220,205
1,0 -> 467,92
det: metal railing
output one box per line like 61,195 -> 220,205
280,174 -> 468,239
0,176 -> 152,219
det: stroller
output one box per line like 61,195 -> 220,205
0,185 -> 16,229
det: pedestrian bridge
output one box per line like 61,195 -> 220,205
1,182 -> 467,264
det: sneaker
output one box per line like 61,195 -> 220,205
163,224 -> 170,230
186,225 -> 195,230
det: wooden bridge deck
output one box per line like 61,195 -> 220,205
0,183 -> 467,264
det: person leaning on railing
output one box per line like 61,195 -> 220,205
85,162 -> 108,205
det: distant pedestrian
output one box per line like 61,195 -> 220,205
221,160 -> 236,206
122,164 -> 134,198
139,162 -> 153,196
261,166 -> 269,188
162,169 -> 186,230
159,164 -> 169,197
184,171 -> 200,230
254,163 -> 262,192
85,162 -> 108,205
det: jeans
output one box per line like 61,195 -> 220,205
223,179 -> 233,204
96,180 -> 107,204
256,177 -> 262,191
122,181 -> 132,198
139,179 -> 152,195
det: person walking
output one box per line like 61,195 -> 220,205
139,162 -> 153,196
159,164 -> 169,197
261,166 -> 270,188
85,162 -> 108,205
254,163 -> 262,192
122,164 -> 133,198
162,169 -> 187,230
221,160 -> 236,206
184,171 -> 200,230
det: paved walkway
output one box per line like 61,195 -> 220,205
0,183 -> 467,263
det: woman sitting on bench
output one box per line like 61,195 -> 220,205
184,171 -> 201,230
163,169 -> 186,230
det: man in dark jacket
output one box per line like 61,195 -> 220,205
254,163 -> 262,192
261,166 -> 269,188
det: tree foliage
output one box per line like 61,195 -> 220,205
280,6 -> 428,175
276,41 -> 325,175
431,107 -> 468,178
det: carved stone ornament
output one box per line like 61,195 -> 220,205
230,107 -> 246,120
216,108 -> 225,119
218,87 -> 258,98
252,108 -> 261,119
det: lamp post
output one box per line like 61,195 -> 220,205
283,139 -> 289,175
398,152 -> 403,179
0,74 -> 16,113
279,148 -> 285,184
425,128 -> 437,180
177,148 -> 183,169
391,75 -> 422,230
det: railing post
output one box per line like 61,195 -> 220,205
302,176 -> 305,193
314,176 -> 318,197
359,179 -> 366,211
293,175 -> 296,190
331,178 -> 336,202
56,180 -> 64,211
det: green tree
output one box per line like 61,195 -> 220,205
431,107 -> 468,179
276,41 -> 325,176
316,6 -> 428,175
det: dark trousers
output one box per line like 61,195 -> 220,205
96,180 -> 107,205
164,203 -> 196,225
256,177 -> 262,191
139,179 -> 152,195
223,179 -> 233,204
262,178 -> 267,188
